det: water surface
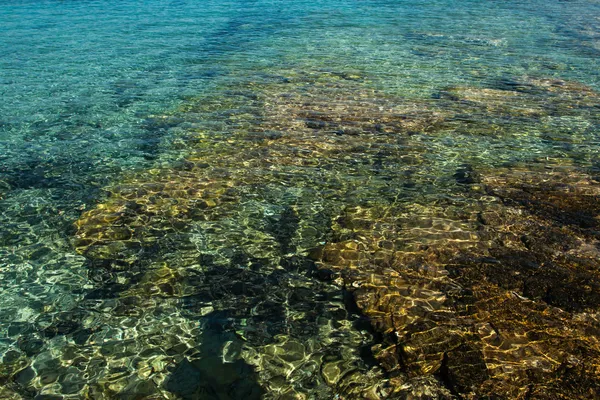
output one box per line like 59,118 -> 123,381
1,0 -> 600,398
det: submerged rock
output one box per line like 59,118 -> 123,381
310,165 -> 600,399
62,73 -> 600,398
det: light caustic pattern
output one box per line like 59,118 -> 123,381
55,72 -> 600,399
1,0 -> 600,398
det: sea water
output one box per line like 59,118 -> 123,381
1,0 -> 599,398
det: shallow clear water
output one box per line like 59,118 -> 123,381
1,0 -> 600,399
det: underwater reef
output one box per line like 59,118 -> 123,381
3,71 -> 600,399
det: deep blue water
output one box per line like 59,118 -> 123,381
1,0 -> 600,398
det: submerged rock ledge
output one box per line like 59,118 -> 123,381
8,73 -> 597,399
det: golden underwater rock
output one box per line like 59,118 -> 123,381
435,76 -> 600,142
72,73 -> 600,398
74,76 -> 450,265
74,169 -> 238,262
439,76 -> 600,117
310,164 -> 600,398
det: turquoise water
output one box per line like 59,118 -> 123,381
1,0 -> 600,398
